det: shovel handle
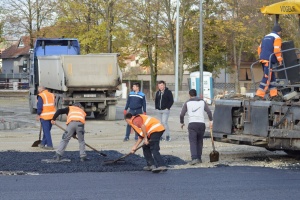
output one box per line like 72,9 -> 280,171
104,144 -> 145,164
55,123 -> 107,157
39,123 -> 42,140
210,128 -> 216,151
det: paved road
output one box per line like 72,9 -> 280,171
1,167 -> 300,200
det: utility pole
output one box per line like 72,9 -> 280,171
174,0 -> 180,102
199,0 -> 203,98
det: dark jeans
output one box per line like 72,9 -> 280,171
125,108 -> 143,139
188,122 -> 206,160
40,119 -> 53,147
142,131 -> 165,167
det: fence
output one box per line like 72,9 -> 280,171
0,82 -> 29,90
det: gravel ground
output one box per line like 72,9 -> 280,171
1,96 -> 300,175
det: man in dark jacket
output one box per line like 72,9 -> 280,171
155,80 -> 174,141
123,82 -> 147,141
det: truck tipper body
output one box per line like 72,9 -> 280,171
28,38 -> 121,120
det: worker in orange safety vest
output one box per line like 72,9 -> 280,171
125,113 -> 168,173
254,24 -> 283,101
36,85 -> 56,150
51,102 -> 88,162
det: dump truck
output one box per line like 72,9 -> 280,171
27,38 -> 122,120
212,1 -> 300,156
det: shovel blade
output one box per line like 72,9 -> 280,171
32,140 -> 41,147
209,150 -> 219,162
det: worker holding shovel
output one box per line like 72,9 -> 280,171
124,113 -> 167,173
51,102 -> 88,162
180,89 -> 213,165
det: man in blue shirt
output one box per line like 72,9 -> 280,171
123,82 -> 146,141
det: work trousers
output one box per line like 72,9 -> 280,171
125,108 -> 143,139
256,63 -> 278,98
56,121 -> 86,158
40,119 -> 53,147
188,122 -> 206,160
156,109 -> 170,137
143,130 -> 165,167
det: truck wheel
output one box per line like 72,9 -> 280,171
57,98 -> 67,122
93,112 -> 100,118
29,95 -> 37,114
105,105 -> 116,121
284,150 -> 300,157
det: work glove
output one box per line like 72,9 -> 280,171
123,110 -> 127,115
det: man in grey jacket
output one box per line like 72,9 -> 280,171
180,89 -> 213,165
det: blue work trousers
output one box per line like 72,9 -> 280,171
40,119 -> 53,147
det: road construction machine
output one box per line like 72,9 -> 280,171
212,1 -> 300,155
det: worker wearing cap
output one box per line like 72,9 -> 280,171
51,102 -> 88,162
124,113 -> 167,173
254,24 -> 283,101
36,85 -> 56,150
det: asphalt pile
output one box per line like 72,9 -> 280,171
0,150 -> 187,175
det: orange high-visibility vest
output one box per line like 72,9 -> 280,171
66,106 -> 86,125
38,90 -> 55,120
129,114 -> 165,138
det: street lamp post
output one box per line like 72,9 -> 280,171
199,0 -> 203,98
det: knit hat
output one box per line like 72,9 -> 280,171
272,24 -> 282,32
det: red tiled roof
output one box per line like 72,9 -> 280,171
1,36 -> 31,59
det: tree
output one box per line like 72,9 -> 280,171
1,0 -> 57,47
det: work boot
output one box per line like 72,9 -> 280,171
160,137 -> 165,141
166,136 -> 171,142
123,137 -> 129,142
143,165 -> 156,171
270,95 -> 283,102
53,153 -> 62,161
80,156 -> 90,162
152,166 -> 168,173
189,159 -> 201,166
43,146 -> 54,150
38,144 -> 45,149
253,95 -> 264,101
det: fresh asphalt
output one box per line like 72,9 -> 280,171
1,166 -> 300,200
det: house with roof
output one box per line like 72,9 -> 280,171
1,36 -> 31,74
0,36 -> 31,89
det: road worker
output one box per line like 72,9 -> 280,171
254,24 -> 283,101
180,89 -> 213,165
36,85 -> 55,150
51,102 -> 88,162
124,113 -> 167,173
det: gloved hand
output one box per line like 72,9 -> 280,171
143,112 -> 146,115
123,110 -> 127,115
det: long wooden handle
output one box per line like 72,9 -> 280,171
108,144 -> 145,163
210,128 -> 216,151
39,123 -> 42,140
55,123 -> 107,157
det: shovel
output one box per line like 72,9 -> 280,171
209,128 -> 219,162
55,123 -> 107,157
32,123 -> 42,147
103,144 -> 145,165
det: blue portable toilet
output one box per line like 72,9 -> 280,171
189,71 -> 214,104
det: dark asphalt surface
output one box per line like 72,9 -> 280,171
1,167 -> 300,200
0,150 -> 186,174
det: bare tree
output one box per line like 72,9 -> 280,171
1,0 -> 56,47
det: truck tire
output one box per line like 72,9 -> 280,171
284,150 -> 300,157
105,105 -> 116,121
57,98 -> 67,122
29,95 -> 37,114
